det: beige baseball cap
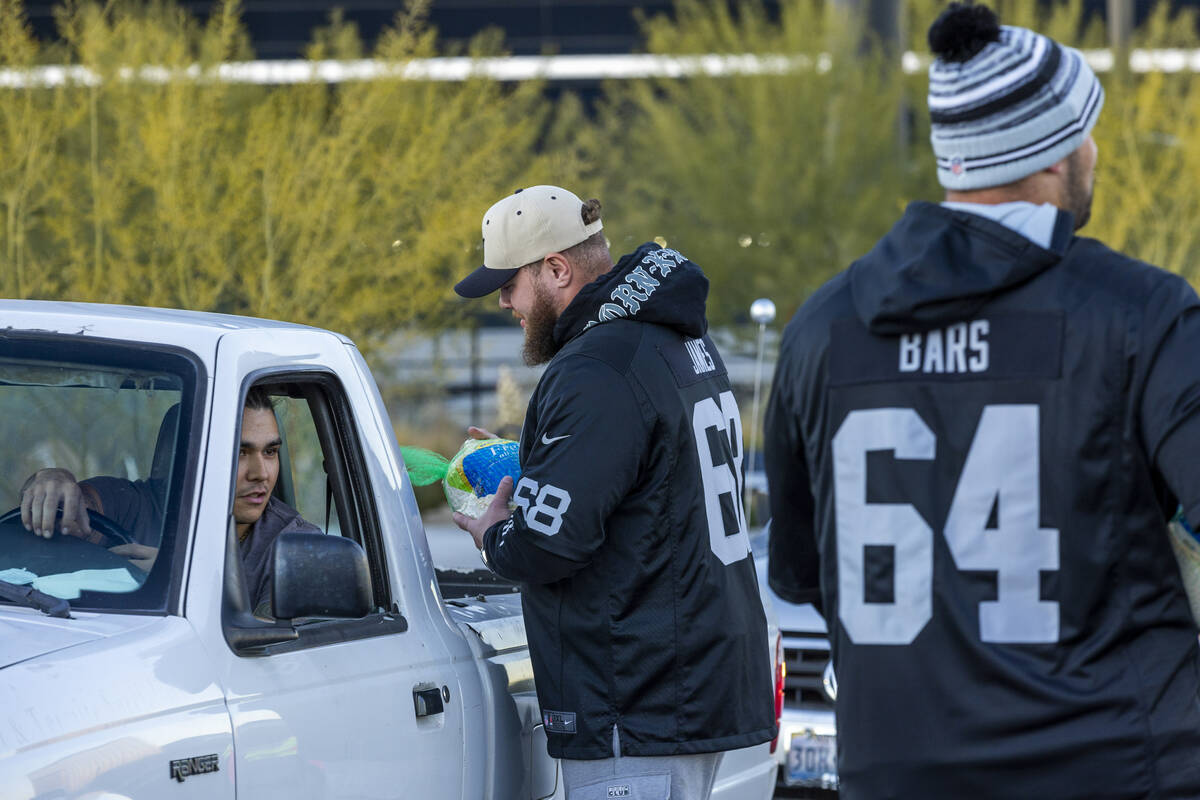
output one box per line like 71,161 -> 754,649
454,185 -> 603,298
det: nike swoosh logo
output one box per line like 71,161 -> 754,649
541,433 -> 571,445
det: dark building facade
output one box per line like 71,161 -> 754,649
17,0 -> 1200,60
21,0 -> 682,58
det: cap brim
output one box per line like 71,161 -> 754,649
454,264 -> 521,299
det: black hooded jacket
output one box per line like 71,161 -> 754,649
483,242 -> 776,760
766,202 -> 1200,798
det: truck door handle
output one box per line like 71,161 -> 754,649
413,686 -> 445,718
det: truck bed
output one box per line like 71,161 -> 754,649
437,566 -> 521,599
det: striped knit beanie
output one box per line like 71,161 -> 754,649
927,3 -> 1104,190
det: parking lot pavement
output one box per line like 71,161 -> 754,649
423,509 -> 482,571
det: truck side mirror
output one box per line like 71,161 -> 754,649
272,532 -> 372,621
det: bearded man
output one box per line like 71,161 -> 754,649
452,185 -> 775,799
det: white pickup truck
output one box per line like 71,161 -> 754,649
0,301 -> 779,800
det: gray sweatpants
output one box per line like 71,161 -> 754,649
560,726 -> 724,799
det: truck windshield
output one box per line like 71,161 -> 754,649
0,340 -> 198,613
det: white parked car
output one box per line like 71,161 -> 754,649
751,524 -> 839,797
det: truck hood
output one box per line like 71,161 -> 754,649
0,607 -> 159,670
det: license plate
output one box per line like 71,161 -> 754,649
786,731 -> 838,789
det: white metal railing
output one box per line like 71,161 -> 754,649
0,49 -> 1198,88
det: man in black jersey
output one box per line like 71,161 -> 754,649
765,4 -> 1200,798
453,185 -> 775,798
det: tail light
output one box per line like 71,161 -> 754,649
770,631 -> 785,754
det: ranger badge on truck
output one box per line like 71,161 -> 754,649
169,754 -> 219,782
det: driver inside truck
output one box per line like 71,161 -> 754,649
16,386 -> 319,616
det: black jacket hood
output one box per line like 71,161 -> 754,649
554,242 -> 709,345
851,201 -> 1075,335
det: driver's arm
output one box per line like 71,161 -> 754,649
106,542 -> 158,571
19,468 -> 101,541
19,469 -> 160,572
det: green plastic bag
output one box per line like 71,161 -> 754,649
398,446 -> 451,487
399,438 -> 521,518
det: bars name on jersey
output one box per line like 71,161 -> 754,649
899,320 -> 989,374
830,314 -> 1059,387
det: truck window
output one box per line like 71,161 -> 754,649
0,338 -> 200,614
272,395 -> 340,536
236,376 -> 393,632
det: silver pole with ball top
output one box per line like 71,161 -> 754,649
746,298 -> 776,528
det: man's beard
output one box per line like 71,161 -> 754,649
521,279 -> 562,366
1064,149 -> 1094,230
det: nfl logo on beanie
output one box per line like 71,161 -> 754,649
927,3 -> 1104,190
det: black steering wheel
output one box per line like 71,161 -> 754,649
0,506 -> 134,546
0,506 -> 144,578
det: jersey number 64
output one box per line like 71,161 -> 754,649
833,404 -> 1059,646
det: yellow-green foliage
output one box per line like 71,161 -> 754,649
591,0 -> 937,325
0,0 -> 578,349
1090,4 -> 1200,283
4,0 -> 1200,339
593,0 -> 1200,324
